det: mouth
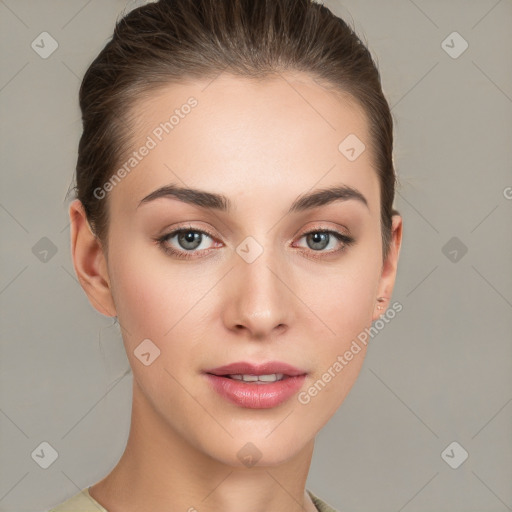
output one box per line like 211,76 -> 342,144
217,373 -> 289,383
203,361 -> 308,409
204,360 -> 307,378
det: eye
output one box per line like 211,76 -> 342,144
294,228 -> 355,256
156,226 -> 218,260
156,225 -> 355,261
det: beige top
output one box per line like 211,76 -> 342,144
48,486 -> 338,512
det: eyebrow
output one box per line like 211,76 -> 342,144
137,183 -> 369,213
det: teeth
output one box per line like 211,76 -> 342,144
228,373 -> 285,383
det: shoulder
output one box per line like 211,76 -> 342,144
47,487 -> 108,512
307,489 -> 339,512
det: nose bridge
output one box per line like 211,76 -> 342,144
226,235 -> 293,337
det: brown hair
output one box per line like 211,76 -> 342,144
70,0 -> 399,260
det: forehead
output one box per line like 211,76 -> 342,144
108,71 -> 380,216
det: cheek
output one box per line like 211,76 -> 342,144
303,253 -> 381,342
108,244 -> 215,363
303,276 -> 372,383
296,263 -> 378,424
110,264 -> 166,336
108,258 -> 202,400
298,239 -> 381,408
108,232 -> 187,325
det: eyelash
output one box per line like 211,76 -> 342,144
155,225 -> 355,261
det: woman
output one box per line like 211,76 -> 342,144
50,0 -> 402,510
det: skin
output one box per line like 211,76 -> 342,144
69,71 -> 402,512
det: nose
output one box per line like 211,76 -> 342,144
221,247 -> 295,340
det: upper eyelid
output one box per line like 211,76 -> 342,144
162,225 -> 347,237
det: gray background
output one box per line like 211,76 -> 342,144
0,0 -> 511,511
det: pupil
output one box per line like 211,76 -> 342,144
179,231 -> 201,250
308,232 -> 329,250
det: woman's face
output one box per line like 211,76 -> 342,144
72,71 -> 401,467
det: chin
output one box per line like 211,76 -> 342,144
199,428 -> 312,469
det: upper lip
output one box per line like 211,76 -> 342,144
205,361 -> 307,377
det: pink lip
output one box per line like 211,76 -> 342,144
203,361 -> 307,409
204,361 -> 306,377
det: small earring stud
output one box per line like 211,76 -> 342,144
376,297 -> 386,311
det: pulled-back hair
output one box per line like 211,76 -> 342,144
72,0 -> 399,259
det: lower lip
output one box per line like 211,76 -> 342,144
204,374 -> 307,409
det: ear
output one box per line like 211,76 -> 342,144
372,214 -> 403,322
69,199 -> 117,317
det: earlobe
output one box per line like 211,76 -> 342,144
372,214 -> 403,322
69,199 -> 117,318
